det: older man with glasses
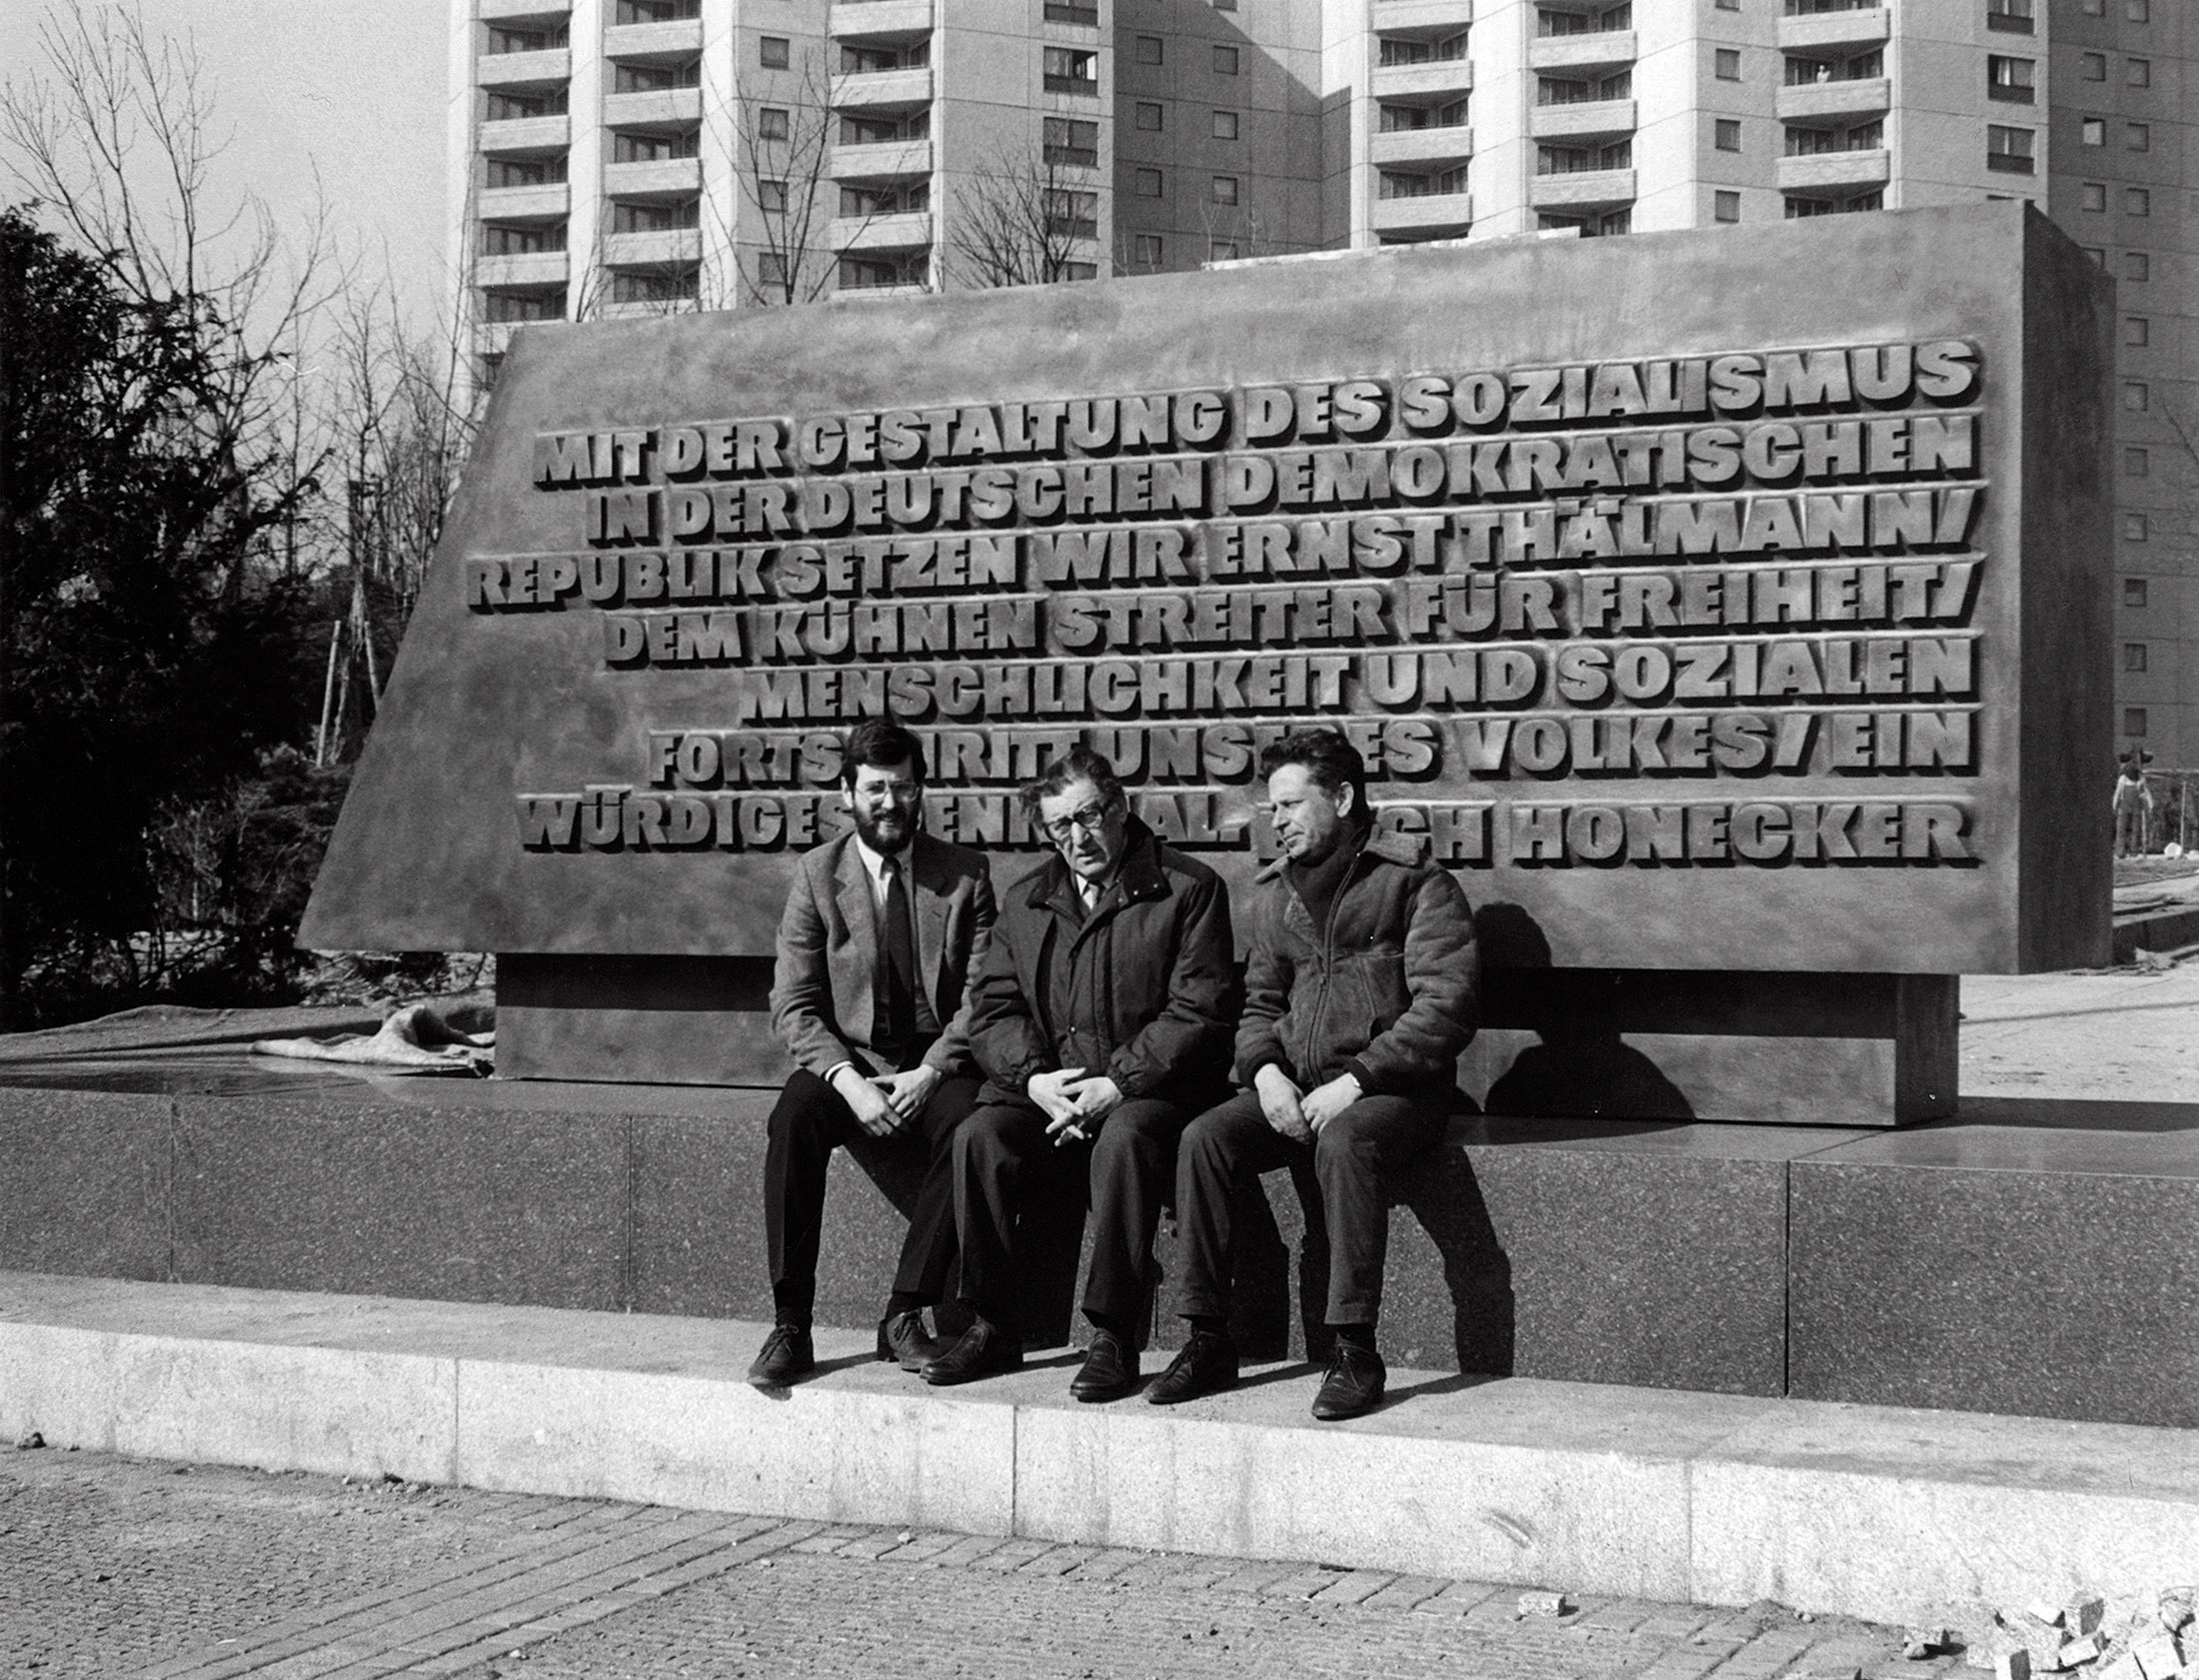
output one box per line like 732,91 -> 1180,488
920,746 -> 1235,1400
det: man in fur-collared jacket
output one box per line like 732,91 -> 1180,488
1151,728 -> 1478,1421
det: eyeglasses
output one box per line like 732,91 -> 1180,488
1041,802 -> 1114,845
854,780 -> 922,803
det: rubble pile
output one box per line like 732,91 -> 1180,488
1963,1589 -> 2197,1680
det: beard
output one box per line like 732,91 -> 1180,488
855,805 -> 917,855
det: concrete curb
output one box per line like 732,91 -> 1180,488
2,1272 -> 2193,1627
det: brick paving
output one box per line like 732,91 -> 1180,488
0,1444 -> 1966,1680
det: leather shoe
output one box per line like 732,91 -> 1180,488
1144,1328 -> 1238,1405
747,1322 -> 814,1387
1310,1341 -> 1385,1420
877,1309 -> 940,1371
1070,1328 -> 1138,1402
921,1318 -> 1024,1386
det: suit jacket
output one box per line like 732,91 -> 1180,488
770,830 -> 998,1079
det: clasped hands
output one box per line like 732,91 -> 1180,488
1253,1063 -> 1360,1144
1029,1065 -> 1123,1146
832,1062 -> 943,1138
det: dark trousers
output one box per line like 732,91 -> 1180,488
1174,1089 -> 1450,1327
764,1066 -> 982,1325
950,1096 -> 1192,1337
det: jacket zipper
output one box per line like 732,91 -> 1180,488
1298,846 -> 1364,1085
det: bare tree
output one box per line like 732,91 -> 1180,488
949,139 -> 1100,289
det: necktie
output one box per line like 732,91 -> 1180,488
880,856 -> 918,1060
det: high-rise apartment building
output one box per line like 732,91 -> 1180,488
452,0 -> 2195,761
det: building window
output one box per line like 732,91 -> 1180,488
1133,165 -> 1163,196
2124,708 -> 2148,738
1134,101 -> 1163,131
759,36 -> 790,69
2126,317 -> 2149,346
2079,182 -> 2106,211
2125,644 -> 2149,674
841,41 -> 930,74
1714,190 -> 1740,223
486,155 -> 568,188
2125,517 -> 2150,545
2127,58 -> 2151,86
1214,45 -> 1239,74
2126,382 -> 2150,411
2127,124 -> 2150,151
1212,109 -> 1238,140
2080,118 -> 2105,146
1987,56 -> 2034,102
1044,189 -> 1100,236
1714,48 -> 1741,80
758,253 -> 788,289
841,181 -> 927,217
1716,0 -> 1738,8
1379,33 -> 1467,66
1134,35 -> 1161,64
484,88 -> 569,120
615,0 -> 699,19
1715,119 -> 1741,151
2084,247 -> 2107,267
2126,0 -> 2148,18
1044,117 -> 1100,166
1783,190 -> 1883,218
2124,252 -> 2149,282
2081,0 -> 2103,12
482,289 -> 563,323
2125,447 -> 2150,477
481,222 -> 568,255
1132,234 -> 1163,268
1211,174 -> 1238,204
1208,238 -> 1239,262
1044,1 -> 1100,20
758,106 -> 790,141
2126,577 -> 2149,606
839,254 -> 926,290
1986,126 -> 2034,174
611,130 -> 699,162
1044,48 -> 1099,92
758,178 -> 788,212
2126,188 -> 2150,216
2080,52 -> 2106,81
609,269 -> 698,305
1985,0 -> 2032,30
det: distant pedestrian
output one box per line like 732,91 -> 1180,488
2114,753 -> 2155,857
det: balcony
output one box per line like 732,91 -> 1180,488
1371,0 -> 1474,31
831,210 -> 934,250
1371,190 -> 1471,236
831,66 -> 934,109
478,182 -> 570,222
1527,31 -> 1636,74
1776,6 -> 1890,53
1370,124 -> 1473,167
605,228 -> 702,267
1528,167 -> 1635,210
478,115 -> 571,155
603,19 -> 703,61
603,87 -> 703,127
831,138 -> 933,179
1776,76 -> 1890,121
1372,59 -> 1473,101
1529,97 -> 1635,142
1777,148 -> 1889,192
830,0 -> 934,40
837,280 -> 930,300
603,156 -> 703,196
479,0 -> 570,21
477,250 -> 570,288
477,48 -> 570,89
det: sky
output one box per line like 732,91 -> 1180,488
0,0 -> 452,327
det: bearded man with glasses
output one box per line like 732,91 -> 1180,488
749,720 -> 998,1387
920,746 -> 1235,1400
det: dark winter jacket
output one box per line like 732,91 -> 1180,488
1234,829 -> 1477,1097
968,816 -> 1235,1106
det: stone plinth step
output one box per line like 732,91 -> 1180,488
1,1271 -> 2192,1628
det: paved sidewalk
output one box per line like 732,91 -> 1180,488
1,1446 -> 1944,1680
